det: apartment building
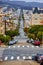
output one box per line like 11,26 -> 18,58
31,7 -> 43,25
0,7 -> 19,34
23,10 -> 32,28
0,7 -> 5,34
23,8 -> 43,28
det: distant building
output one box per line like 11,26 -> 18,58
0,7 -> 5,34
0,7 -> 19,34
32,7 -> 43,25
23,10 -> 32,28
23,8 -> 43,28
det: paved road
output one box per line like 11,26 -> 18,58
0,45 -> 43,61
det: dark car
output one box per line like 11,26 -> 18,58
27,38 -> 34,43
31,38 -> 34,44
33,40 -> 41,46
34,54 -> 43,63
40,57 -> 43,65
27,39 -> 30,43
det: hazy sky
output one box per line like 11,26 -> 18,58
10,0 -> 43,2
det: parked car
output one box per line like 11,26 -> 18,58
31,38 -> 34,43
9,40 -> 17,45
34,53 -> 43,63
27,39 -> 31,43
27,38 -> 34,43
40,62 -> 43,65
33,40 -> 41,46
40,56 -> 43,65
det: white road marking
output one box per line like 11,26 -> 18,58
32,45 -> 34,48
17,46 -> 20,48
27,45 -> 29,48
23,56 -> 26,59
11,56 -> 14,60
8,46 -> 11,48
8,45 -> 40,49
28,56 -> 32,60
36,46 -> 39,48
22,46 -> 25,48
4,56 -> 8,61
13,46 -> 16,48
17,56 -> 20,60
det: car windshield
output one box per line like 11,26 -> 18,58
37,54 -> 43,56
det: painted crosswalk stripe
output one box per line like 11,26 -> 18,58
4,56 -> 8,61
27,45 -> 29,48
28,56 -> 32,60
22,46 -> 25,48
17,56 -> 20,60
11,56 -> 14,60
17,46 -> 20,48
23,56 -> 26,60
36,46 -> 39,48
8,46 -> 11,48
32,45 -> 34,48
13,46 -> 16,48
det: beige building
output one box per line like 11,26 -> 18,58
31,8 -> 43,25
0,16 -> 5,34
23,10 -> 32,28
23,8 -> 43,28
0,7 -> 5,34
0,7 -> 19,34
32,14 -> 43,25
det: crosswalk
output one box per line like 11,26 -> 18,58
0,45 -> 43,61
8,45 -> 40,49
3,56 -> 33,61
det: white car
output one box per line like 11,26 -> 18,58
9,40 -> 17,45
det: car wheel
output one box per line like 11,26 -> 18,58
40,62 -> 43,65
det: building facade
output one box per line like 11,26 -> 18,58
32,7 -> 43,25
0,7 -> 19,34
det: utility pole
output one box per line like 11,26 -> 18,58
4,20 -> 6,34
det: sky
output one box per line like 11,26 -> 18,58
10,0 -> 43,3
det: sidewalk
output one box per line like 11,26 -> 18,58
0,60 -> 39,65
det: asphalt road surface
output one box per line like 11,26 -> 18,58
0,45 -> 43,61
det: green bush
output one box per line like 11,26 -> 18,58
24,28 -> 29,33
28,33 -> 35,39
37,31 -> 43,41
0,35 -> 11,45
28,25 -> 43,41
24,25 -> 43,42
6,29 -> 19,38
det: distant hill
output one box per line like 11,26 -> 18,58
0,0 -> 43,9
27,2 -> 43,8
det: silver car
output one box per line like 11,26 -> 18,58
9,40 -> 17,45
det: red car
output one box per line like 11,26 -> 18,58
34,40 -> 40,46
